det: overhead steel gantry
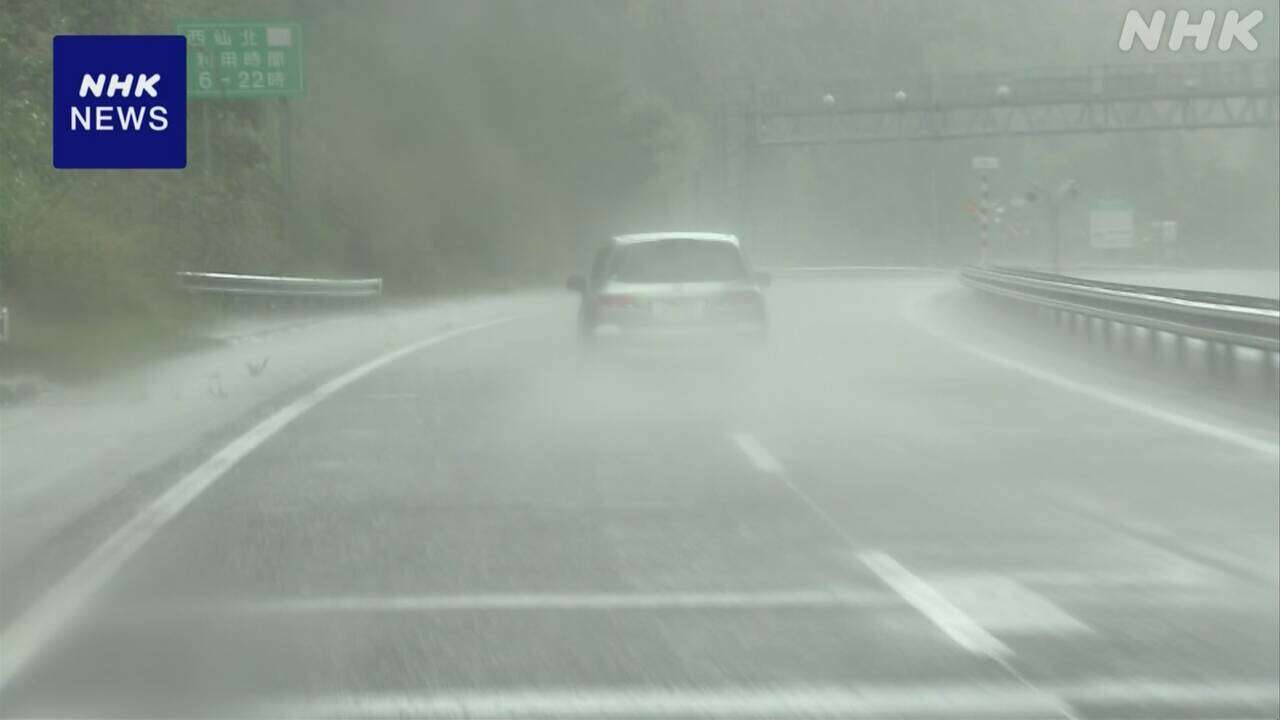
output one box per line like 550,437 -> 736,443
750,59 -> 1279,145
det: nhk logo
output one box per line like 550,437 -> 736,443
53,35 -> 186,168
1118,9 -> 1265,52
73,73 -> 169,131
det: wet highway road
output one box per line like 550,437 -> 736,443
3,277 -> 1277,718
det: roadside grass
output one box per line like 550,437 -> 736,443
0,302 -> 218,389
0,269 -> 547,402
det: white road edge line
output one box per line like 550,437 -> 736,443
859,551 -> 1013,658
185,589 -> 891,615
247,685 -> 1066,719
904,295 -> 1280,459
244,682 -> 1278,719
0,315 -> 521,691
728,433 -> 1014,660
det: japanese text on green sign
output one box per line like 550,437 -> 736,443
174,21 -> 306,98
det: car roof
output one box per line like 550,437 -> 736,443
612,232 -> 740,247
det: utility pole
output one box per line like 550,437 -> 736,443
928,161 -> 941,266
742,82 -> 759,242
979,173 -> 990,264
972,155 -> 999,265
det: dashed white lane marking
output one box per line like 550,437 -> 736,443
929,576 -> 1091,635
194,589 -> 893,615
904,296 -> 1280,459
0,316 -> 521,692
729,433 -> 849,542
244,681 -> 1279,719
728,433 -> 1015,659
859,552 -> 1014,658
730,432 -> 785,474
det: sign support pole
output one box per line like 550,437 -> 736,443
979,173 -> 989,265
202,102 -> 211,177
971,156 -> 998,266
280,98 -> 292,249
1049,199 -> 1061,272
928,160 -> 940,266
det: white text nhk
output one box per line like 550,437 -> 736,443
1119,9 -> 1264,52
71,73 -> 168,131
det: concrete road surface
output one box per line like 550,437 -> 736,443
2,276 -> 1276,718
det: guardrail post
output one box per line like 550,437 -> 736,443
960,266 -> 1279,381
1205,340 -> 1236,379
1222,343 -> 1237,380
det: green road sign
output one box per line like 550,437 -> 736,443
174,21 -> 306,98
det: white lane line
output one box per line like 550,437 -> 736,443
247,684 -> 1066,719
729,433 -> 849,542
728,433 -> 1015,660
730,432 -> 785,474
244,681 -> 1278,719
188,589 -> 892,615
0,316 -> 521,691
904,296 -> 1280,458
860,552 -> 1014,658
929,575 -> 1091,635
1064,679 -> 1280,706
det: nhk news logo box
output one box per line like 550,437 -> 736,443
52,35 -> 186,169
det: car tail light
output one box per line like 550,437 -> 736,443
598,294 -> 639,308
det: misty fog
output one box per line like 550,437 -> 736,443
1,2 -> 1278,718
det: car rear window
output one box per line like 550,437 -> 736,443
610,240 -> 746,283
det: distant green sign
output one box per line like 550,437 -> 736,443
174,20 -> 306,98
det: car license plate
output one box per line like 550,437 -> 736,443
652,300 -> 703,321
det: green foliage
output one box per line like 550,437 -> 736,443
0,0 -> 698,333
1,0 -> 1275,352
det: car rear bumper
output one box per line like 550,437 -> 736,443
586,321 -> 767,351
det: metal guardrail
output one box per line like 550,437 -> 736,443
961,265 -> 1280,353
175,272 -> 382,298
751,59 -> 1279,143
